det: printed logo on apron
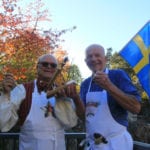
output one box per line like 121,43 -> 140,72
86,101 -> 100,117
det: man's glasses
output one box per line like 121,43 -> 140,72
38,62 -> 57,69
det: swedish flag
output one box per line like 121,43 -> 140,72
119,21 -> 150,98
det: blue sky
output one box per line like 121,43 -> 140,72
27,0 -> 150,78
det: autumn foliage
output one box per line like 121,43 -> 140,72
0,0 -> 77,84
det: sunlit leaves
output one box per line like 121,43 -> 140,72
0,0 -> 80,87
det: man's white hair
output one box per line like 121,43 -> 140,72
85,44 -> 105,55
37,54 -> 58,63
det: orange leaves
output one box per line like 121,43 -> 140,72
0,0 -> 80,84
54,47 -> 68,61
4,42 -> 15,56
52,48 -> 77,87
0,27 -> 54,83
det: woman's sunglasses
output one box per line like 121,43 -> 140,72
38,62 -> 57,69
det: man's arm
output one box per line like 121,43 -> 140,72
93,70 -> 141,114
106,83 -> 141,114
0,74 -> 26,132
64,83 -> 85,120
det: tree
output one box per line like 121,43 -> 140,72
52,47 -> 82,93
110,52 -> 135,76
0,0 -> 52,82
110,52 -> 149,100
67,64 -> 82,84
106,47 -> 113,68
0,0 -> 76,83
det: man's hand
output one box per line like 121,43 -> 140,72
93,71 -> 112,90
1,73 -> 16,93
65,82 -> 78,99
47,80 -> 78,99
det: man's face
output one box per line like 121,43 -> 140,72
85,47 -> 107,73
37,55 -> 57,80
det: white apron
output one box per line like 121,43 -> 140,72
85,70 -> 133,150
19,80 -> 66,150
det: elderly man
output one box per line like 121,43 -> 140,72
0,54 -> 85,150
80,44 -> 141,150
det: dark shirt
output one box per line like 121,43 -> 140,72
80,69 -> 141,127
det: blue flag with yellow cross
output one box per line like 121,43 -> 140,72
119,21 -> 150,98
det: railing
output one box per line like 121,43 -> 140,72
0,132 -> 150,150
0,132 -> 85,150
134,141 -> 150,150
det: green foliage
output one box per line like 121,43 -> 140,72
110,52 -> 149,101
110,52 -> 135,76
139,100 -> 150,122
67,64 -> 82,84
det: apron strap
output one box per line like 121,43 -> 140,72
88,68 -> 109,93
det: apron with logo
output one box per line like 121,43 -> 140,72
85,70 -> 133,150
19,80 -> 66,150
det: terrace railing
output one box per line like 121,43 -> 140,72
0,132 -> 150,150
